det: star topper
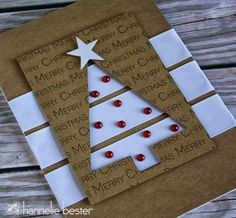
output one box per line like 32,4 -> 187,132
67,37 -> 104,69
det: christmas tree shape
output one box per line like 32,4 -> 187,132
87,65 -> 182,171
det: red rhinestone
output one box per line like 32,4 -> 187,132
143,130 -> 151,138
105,151 -> 114,158
170,124 -> 179,132
102,75 -> 110,83
136,154 -> 145,161
94,121 -> 103,129
90,90 -> 100,98
114,100 -> 122,107
144,107 -> 152,115
117,120 -> 126,128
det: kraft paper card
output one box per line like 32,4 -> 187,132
17,12 -> 216,204
0,0 -> 235,217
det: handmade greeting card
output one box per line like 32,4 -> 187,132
0,0 -> 235,217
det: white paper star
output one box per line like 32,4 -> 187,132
67,37 -> 104,69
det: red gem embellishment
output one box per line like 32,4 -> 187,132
90,90 -> 100,98
102,75 -> 110,83
117,120 -> 126,128
94,121 -> 103,129
136,154 -> 145,161
144,107 -> 152,115
170,124 -> 179,132
114,100 -> 122,107
105,151 -> 114,158
143,130 -> 151,138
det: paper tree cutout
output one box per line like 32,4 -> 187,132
87,65 -> 182,171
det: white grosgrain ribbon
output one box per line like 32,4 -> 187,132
26,127 -> 66,169
192,94 -> 236,138
45,164 -> 86,209
8,92 -> 47,132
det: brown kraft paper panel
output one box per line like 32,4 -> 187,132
17,13 -> 216,204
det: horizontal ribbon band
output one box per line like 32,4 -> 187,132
8,92 -> 47,132
26,127 -> 66,169
192,94 -> 236,138
170,61 -> 215,102
45,164 -> 86,209
150,29 -> 192,68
